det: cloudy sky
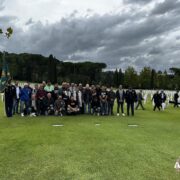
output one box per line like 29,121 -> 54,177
0,0 -> 180,71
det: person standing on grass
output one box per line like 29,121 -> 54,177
77,83 -> 84,114
174,90 -> 179,108
152,91 -> 161,111
36,84 -> 47,115
125,87 -> 137,116
136,90 -> 145,110
83,84 -> 92,114
13,81 -> 21,114
160,90 -> 166,110
99,86 -> 108,115
30,94 -> 37,117
116,85 -> 126,116
107,87 -> 116,115
20,83 -> 31,116
4,80 -> 16,118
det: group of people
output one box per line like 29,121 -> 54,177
152,90 -> 179,111
3,80 -> 179,118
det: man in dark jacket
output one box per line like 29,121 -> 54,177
116,85 -> 126,116
136,90 -> 145,110
125,87 -> 137,116
107,87 -> 116,115
4,80 -> 16,117
152,91 -> 161,111
174,90 -> 179,108
20,83 -> 31,116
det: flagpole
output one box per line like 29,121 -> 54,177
3,51 -> 6,117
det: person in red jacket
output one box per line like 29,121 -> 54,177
36,84 -> 47,115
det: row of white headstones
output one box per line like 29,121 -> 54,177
1,82 -> 180,107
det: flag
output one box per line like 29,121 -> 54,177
0,52 -> 11,92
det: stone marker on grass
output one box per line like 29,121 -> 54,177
52,124 -> 64,127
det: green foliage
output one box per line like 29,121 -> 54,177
0,27 -> 13,38
0,51 -> 179,89
124,66 -> 138,88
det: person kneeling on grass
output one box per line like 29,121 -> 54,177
44,93 -> 54,115
54,95 -> 66,116
91,89 -> 101,116
67,96 -> 80,115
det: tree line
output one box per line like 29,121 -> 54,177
0,52 -> 179,90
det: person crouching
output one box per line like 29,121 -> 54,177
44,93 -> 54,115
54,95 -> 66,116
67,96 -> 80,115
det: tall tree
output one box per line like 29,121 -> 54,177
124,66 -> 138,88
139,67 -> 152,89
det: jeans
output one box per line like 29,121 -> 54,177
136,101 -> 145,110
13,98 -> 20,114
20,100 -> 30,115
100,101 -> 108,115
84,102 -> 91,114
108,101 -> 114,115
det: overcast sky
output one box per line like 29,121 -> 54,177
0,0 -> 180,71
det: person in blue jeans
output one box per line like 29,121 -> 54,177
20,83 -> 31,116
83,84 -> 92,114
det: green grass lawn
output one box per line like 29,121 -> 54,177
0,100 -> 180,180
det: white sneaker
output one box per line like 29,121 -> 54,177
21,113 -> 24,117
122,113 -> 125,116
32,113 -> 36,117
117,113 -> 120,116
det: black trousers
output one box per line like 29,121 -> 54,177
127,102 -> 134,116
153,104 -> 161,111
174,101 -> 179,108
136,101 -> 145,110
117,102 -> 124,114
108,102 -> 114,115
5,98 -> 13,117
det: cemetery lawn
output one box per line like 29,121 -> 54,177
0,101 -> 180,180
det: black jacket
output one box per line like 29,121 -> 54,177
116,89 -> 126,103
125,89 -> 137,103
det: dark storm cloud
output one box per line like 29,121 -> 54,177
1,0 -> 180,71
151,0 -> 180,15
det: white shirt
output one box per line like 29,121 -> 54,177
16,86 -> 20,99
